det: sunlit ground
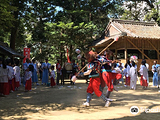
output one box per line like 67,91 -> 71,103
0,78 -> 160,120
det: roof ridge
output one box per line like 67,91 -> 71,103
111,22 -> 138,37
110,19 -> 157,26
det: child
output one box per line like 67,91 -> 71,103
6,59 -> 15,92
13,59 -> 21,90
0,59 -> 10,96
129,61 -> 137,90
124,60 -> 131,87
139,60 -> 148,89
50,65 -> 56,87
25,65 -> 34,91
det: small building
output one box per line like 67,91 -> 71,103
0,41 -> 24,59
92,19 -> 160,71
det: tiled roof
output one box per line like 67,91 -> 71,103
0,41 -> 24,58
110,19 -> 160,39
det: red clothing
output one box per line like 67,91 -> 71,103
9,78 -> 15,91
2,83 -> 10,95
87,77 -> 102,97
125,76 -> 130,86
56,63 -> 61,72
51,77 -> 56,86
100,73 -> 106,88
25,78 -> 32,91
140,75 -> 148,87
15,81 -> 20,88
102,71 -> 122,92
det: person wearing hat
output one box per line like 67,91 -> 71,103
77,50 -> 111,107
41,58 -> 51,85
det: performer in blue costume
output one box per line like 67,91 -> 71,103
152,61 -> 159,87
31,59 -> 39,86
41,59 -> 51,85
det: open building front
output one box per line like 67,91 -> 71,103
92,19 -> 160,71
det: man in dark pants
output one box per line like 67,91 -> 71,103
56,59 -> 61,85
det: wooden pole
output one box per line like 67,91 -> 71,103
76,39 -> 117,76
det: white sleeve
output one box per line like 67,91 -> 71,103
139,66 -> 143,75
84,69 -> 92,76
7,67 -> 13,80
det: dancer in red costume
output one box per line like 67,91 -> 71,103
78,50 -> 111,107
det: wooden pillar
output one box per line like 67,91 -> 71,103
115,49 -> 117,60
124,39 -> 127,61
125,48 -> 127,61
142,39 -> 144,59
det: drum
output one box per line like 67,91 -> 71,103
65,63 -> 72,71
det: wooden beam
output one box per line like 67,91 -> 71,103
146,39 -> 160,55
126,38 -> 150,60
142,39 -> 144,59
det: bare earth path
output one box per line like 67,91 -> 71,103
0,80 -> 160,120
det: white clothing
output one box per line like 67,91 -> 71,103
13,66 -> 21,82
50,70 -> 56,79
23,62 -> 30,71
0,67 -> 9,83
112,67 -> 121,73
25,71 -> 32,81
7,66 -> 14,80
123,68 -> 127,76
130,66 -> 137,89
139,65 -> 148,81
126,65 -> 130,77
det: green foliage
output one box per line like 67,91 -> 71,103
0,0 -> 17,31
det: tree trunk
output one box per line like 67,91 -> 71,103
69,45 -> 72,61
10,2 -> 19,50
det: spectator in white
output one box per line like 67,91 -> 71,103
6,59 -> 15,92
56,59 -> 61,85
139,59 -> 149,89
13,59 -> 21,90
140,59 -> 149,85
124,60 -> 131,87
130,61 -> 137,90
0,59 -> 10,96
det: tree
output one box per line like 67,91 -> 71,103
121,0 -> 160,25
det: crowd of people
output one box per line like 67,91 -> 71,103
1,51 -> 160,107
74,49 -> 160,107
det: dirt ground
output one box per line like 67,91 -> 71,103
0,79 -> 160,120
